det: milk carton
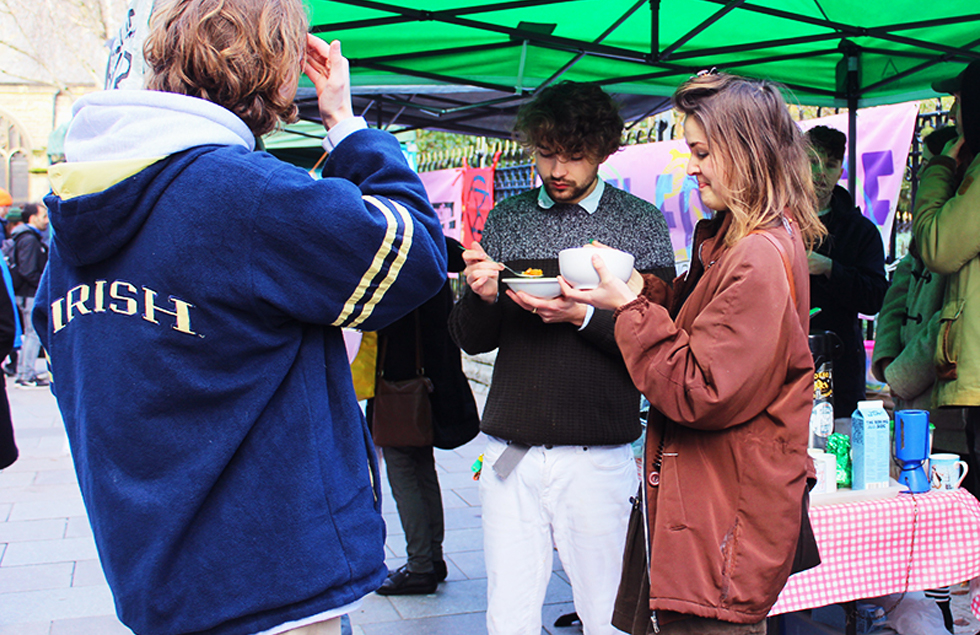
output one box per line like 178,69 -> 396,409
851,400 -> 890,490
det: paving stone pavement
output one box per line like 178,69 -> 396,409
0,378 -> 581,635
1,376 -> 976,635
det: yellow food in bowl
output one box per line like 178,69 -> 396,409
522,268 -> 543,277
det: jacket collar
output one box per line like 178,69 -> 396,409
696,211 -> 733,272
669,212 -> 728,316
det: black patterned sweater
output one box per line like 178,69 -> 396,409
448,185 -> 676,446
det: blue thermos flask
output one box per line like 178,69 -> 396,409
894,409 -> 930,494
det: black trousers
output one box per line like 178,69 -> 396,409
382,445 -> 445,573
964,407 -> 980,500
651,617 -> 766,634
0,384 -> 16,469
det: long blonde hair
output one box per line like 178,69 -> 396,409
673,73 -> 825,249
144,0 -> 307,137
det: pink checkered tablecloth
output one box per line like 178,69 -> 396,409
771,488 -> 980,617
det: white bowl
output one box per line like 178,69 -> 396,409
502,277 -> 561,299
558,247 -> 635,289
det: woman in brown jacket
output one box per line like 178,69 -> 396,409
561,73 -> 825,634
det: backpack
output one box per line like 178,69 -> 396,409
2,232 -> 29,292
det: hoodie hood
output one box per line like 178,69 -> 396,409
46,90 -> 254,267
63,90 -> 253,163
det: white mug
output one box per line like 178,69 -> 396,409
929,453 -> 969,490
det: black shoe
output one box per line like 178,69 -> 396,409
1,363 -> 14,377
376,565 -> 438,596
15,377 -> 50,389
555,612 -> 581,627
434,559 -> 448,582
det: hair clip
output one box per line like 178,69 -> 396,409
694,67 -> 718,78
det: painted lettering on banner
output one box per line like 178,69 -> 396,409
418,102 -> 918,262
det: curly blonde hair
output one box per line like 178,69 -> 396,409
144,0 -> 307,137
673,73 -> 826,249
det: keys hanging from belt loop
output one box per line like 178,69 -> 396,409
471,454 -> 484,481
649,431 -> 666,488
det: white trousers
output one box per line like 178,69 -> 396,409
277,616 -> 340,635
480,436 -> 638,635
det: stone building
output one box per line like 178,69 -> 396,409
0,0 -> 119,204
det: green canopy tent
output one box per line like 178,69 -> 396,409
261,120 -> 337,169
300,0 -> 979,191
304,0 -> 980,106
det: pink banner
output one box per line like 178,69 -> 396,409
799,102 -> 919,251
419,168 -> 463,241
420,103 -> 918,263
600,140 -> 707,264
600,102 -> 918,262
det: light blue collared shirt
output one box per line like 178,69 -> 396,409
537,178 -> 605,214
537,179 -> 605,330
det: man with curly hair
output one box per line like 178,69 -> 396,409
449,81 -> 675,635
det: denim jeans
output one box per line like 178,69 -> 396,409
15,295 -> 41,381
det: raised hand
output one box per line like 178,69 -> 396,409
304,36 -> 353,130
942,135 -> 966,162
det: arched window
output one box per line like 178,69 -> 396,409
0,110 -> 32,204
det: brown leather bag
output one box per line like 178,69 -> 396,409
370,312 -> 434,447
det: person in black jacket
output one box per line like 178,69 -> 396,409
806,126 -> 888,418
370,237 -> 480,595
0,252 -> 19,469
11,202 -> 49,388
0,187 -> 11,238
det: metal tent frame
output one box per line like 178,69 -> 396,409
299,0 -> 979,192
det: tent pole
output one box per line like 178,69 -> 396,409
650,0 -> 660,58
533,0 -> 646,95
517,40 -> 529,92
843,42 -> 861,201
848,93 -> 857,201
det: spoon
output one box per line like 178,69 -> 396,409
455,242 -> 543,278
496,261 -> 543,278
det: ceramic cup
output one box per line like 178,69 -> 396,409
929,453 -> 969,490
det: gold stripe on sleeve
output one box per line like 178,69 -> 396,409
346,197 -> 415,328
330,196 -> 412,327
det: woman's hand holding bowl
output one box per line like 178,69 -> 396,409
559,252 -> 641,311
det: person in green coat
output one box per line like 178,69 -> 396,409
873,127 -> 967,447
875,125 -> 964,633
912,60 -> 980,498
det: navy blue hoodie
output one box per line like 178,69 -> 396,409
34,90 -> 447,635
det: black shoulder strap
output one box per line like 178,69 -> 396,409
376,310 -> 425,380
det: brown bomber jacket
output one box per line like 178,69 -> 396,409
613,212 -> 814,628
